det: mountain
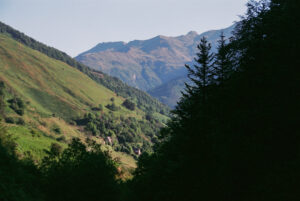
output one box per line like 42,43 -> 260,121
0,22 -> 169,170
0,21 -> 169,115
76,25 -> 234,107
148,76 -> 188,107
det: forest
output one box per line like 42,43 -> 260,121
0,0 -> 299,200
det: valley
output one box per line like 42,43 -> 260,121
0,23 -> 169,171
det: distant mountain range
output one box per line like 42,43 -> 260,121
76,25 -> 235,107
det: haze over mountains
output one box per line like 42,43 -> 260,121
76,25 -> 234,107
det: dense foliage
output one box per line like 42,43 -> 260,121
122,99 -> 136,111
0,124 -> 43,201
0,125 -> 120,201
8,97 -> 25,116
0,21 -> 169,115
41,139 -> 120,201
0,0 -> 299,200
129,0 -> 300,200
76,112 -> 162,157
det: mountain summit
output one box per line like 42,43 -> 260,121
76,25 -> 234,106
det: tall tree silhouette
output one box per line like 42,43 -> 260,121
213,32 -> 233,85
130,0 -> 300,200
184,36 -> 214,104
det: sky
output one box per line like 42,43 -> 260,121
0,0 -> 248,56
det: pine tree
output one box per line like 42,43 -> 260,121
184,36 -> 214,104
213,32 -> 233,85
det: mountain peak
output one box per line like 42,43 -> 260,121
154,35 -> 169,40
186,31 -> 198,36
76,24 -> 234,99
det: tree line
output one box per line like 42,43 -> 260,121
1,0 -> 299,200
0,21 -> 170,116
129,0 -> 300,200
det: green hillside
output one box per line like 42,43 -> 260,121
0,21 -> 169,116
0,33 -> 165,169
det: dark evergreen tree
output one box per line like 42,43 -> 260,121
175,36 -> 214,123
129,0 -> 300,200
184,36 -> 214,103
213,32 -> 233,84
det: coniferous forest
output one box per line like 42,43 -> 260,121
0,0 -> 299,200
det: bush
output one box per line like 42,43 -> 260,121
106,103 -> 119,112
56,136 -> 67,143
121,144 -> 133,155
145,113 -> 154,121
91,104 -> 103,112
41,138 -> 120,201
5,117 -> 15,124
16,109 -> 24,116
8,97 -> 25,116
52,126 -> 61,134
122,99 -> 135,111
68,120 -> 76,126
85,122 -> 98,135
49,143 -> 63,156
16,118 -> 25,125
40,121 -> 47,127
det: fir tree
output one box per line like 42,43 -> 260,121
184,36 -> 214,104
213,32 -> 233,85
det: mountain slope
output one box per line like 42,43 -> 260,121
149,26 -> 235,107
0,21 -> 169,115
0,32 -> 166,169
148,76 -> 188,107
0,34 -> 117,119
76,25 -> 234,94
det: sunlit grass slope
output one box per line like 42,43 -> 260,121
0,34 -> 131,119
0,33 -> 143,168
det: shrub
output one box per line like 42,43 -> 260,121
52,125 -> 61,134
145,113 -> 154,121
85,122 -> 98,135
68,120 -> 76,126
121,144 -> 132,155
49,143 -> 63,156
8,97 -> 25,116
56,136 -> 67,143
16,118 -> 25,125
40,121 -> 47,127
106,103 -> 119,112
5,117 -> 15,124
122,99 -> 135,111
16,109 -> 24,116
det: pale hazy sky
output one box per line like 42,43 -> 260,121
0,0 -> 248,56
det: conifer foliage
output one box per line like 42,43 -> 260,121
213,32 -> 233,84
130,1 -> 300,200
0,0 -> 299,200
